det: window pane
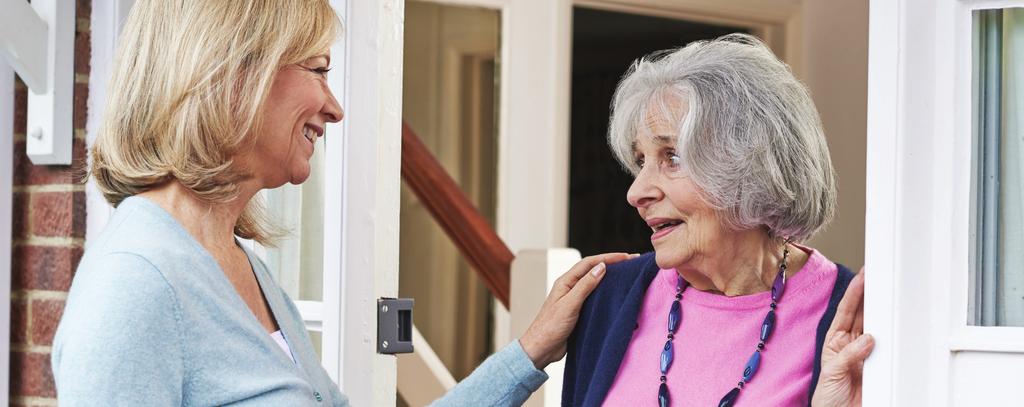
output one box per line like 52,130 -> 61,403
971,8 -> 1024,327
308,329 -> 323,360
263,145 -> 325,302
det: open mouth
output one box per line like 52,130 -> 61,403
301,124 -> 323,150
652,220 -> 683,232
646,218 -> 684,240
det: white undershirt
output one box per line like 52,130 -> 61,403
270,330 -> 296,364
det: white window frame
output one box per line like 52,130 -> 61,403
86,1 -> 404,405
864,0 -> 1024,405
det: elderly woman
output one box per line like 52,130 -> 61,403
51,1 -> 629,405
562,35 -> 873,407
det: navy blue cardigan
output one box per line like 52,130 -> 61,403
561,252 -> 855,406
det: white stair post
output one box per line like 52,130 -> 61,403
396,326 -> 457,406
510,248 -> 582,407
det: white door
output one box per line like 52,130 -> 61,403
864,1 -> 1024,405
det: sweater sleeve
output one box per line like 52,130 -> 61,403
429,340 -> 549,406
51,253 -> 186,406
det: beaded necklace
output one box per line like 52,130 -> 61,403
657,247 -> 790,407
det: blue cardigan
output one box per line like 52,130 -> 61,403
561,252 -> 854,406
52,196 -> 548,406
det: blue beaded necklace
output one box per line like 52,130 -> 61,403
657,247 -> 789,407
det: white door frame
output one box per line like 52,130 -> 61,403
1,61 -> 15,407
323,1 -> 403,405
864,0 -> 1024,405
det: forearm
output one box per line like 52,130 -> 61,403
429,340 -> 549,407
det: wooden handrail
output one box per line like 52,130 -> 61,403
400,121 -> 513,308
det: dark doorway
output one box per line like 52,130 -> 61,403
568,7 -> 747,257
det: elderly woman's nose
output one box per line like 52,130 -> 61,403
322,89 -> 344,123
627,169 -> 661,208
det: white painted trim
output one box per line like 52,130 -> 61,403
296,300 -> 324,332
950,327 -> 1024,353
85,0 -> 134,244
575,0 -> 801,24
321,0 -> 349,387
962,0 -> 1024,9
574,0 -> 785,31
323,0 -> 404,405
0,62 -> 15,407
0,0 -> 48,92
509,248 -> 581,407
22,0 -> 75,165
496,0 -> 571,251
862,0 -> 900,404
865,0 -> 1024,405
418,0 -> 507,8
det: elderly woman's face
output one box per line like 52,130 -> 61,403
248,54 -> 343,188
626,103 -> 730,270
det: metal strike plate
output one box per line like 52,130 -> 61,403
377,298 -> 413,354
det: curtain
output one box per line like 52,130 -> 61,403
264,145 -> 326,302
998,8 -> 1024,326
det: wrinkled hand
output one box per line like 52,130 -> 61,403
518,253 -> 635,370
812,268 -> 874,407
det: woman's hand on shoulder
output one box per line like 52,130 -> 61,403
812,268 -> 875,407
518,252 -> 636,370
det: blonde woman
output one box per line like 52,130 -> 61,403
51,1 -> 626,405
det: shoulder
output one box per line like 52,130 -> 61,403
61,252 -> 182,337
54,252 -> 186,382
594,252 -> 659,296
578,252 -> 659,324
84,197 -> 218,286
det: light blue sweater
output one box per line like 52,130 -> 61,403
52,196 -> 548,406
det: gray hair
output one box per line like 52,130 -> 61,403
608,34 -> 836,242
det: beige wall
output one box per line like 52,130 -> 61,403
800,0 -> 869,269
400,1 -> 500,381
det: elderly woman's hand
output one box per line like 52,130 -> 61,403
812,269 -> 874,407
518,253 -> 635,369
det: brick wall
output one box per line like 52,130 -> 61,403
9,0 -> 91,405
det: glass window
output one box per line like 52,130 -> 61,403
263,146 -> 325,303
970,8 -> 1024,327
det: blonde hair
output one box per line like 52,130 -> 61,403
91,0 -> 342,244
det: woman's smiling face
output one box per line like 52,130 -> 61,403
246,54 -> 344,188
625,98 -> 731,270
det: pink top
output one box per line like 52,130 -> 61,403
603,247 -> 838,406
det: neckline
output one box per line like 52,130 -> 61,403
120,196 -> 298,362
656,245 -> 829,310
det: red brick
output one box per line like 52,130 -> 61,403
30,191 -> 86,238
77,0 -> 92,22
12,191 -> 29,239
12,245 -> 82,291
74,25 -> 91,77
13,78 -> 26,135
11,298 -> 29,345
30,299 -> 66,347
71,137 -> 90,182
10,351 -> 56,398
72,190 -> 87,237
73,82 -> 88,128
12,123 -> 89,186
